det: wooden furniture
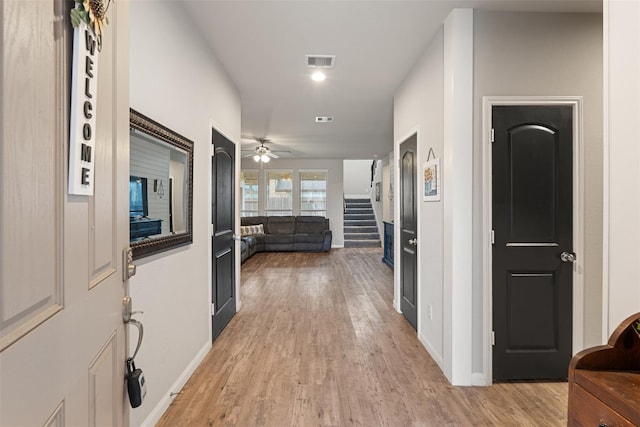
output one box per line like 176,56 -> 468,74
382,221 -> 394,268
568,312 -> 640,426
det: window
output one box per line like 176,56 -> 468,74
240,170 -> 259,217
300,170 -> 327,217
266,171 -> 293,216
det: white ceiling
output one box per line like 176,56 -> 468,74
181,0 -> 601,160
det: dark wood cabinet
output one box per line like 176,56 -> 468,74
568,312 -> 640,426
382,221 -> 394,268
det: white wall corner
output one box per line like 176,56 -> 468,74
139,341 -> 211,427
443,8 -> 474,386
471,372 -> 487,386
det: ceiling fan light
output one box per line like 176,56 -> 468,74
253,154 -> 261,162
261,154 -> 270,163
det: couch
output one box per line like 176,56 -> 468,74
240,216 -> 332,262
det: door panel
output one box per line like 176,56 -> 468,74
0,1 -> 129,425
211,130 -> 236,342
88,333 -> 119,427
91,60 -> 118,286
0,0 -> 64,350
400,134 -> 417,330
508,125 -> 557,242
492,105 -> 573,381
506,273 -> 557,349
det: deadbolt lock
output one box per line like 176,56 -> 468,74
123,247 -> 136,281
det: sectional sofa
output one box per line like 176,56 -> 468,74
240,215 -> 332,262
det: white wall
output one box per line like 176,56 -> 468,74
240,158 -> 345,247
343,159 -> 373,198
603,0 -> 640,336
394,26 -> 446,370
394,10 -> 603,385
371,159 -> 385,238
382,163 -> 391,222
129,2 -> 241,425
442,9 -> 474,385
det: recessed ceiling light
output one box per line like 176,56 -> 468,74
311,71 -> 326,82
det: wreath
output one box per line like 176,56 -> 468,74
70,0 -> 111,51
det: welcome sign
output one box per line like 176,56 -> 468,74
68,20 -> 98,196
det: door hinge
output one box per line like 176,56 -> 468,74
491,331 -> 495,346
490,128 -> 495,143
210,224 -> 214,237
211,303 -> 215,315
491,229 -> 495,245
210,144 -> 215,157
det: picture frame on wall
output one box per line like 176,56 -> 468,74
423,158 -> 440,202
375,182 -> 381,201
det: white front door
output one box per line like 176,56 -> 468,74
1,1 -> 130,425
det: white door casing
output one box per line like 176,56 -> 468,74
481,96 -> 584,385
0,1 -> 130,425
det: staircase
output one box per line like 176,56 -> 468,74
343,198 -> 380,248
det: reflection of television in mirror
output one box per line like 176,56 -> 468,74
129,176 -> 148,218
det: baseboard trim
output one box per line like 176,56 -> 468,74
472,372 -> 489,386
418,332 -> 445,373
139,341 -> 211,427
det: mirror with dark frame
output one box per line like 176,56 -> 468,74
129,109 -> 193,260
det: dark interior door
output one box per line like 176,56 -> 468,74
400,134 -> 417,330
492,105 -> 573,380
211,129 -> 236,342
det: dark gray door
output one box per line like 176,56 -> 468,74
492,105 -> 573,380
400,134 -> 417,330
211,129 -> 236,342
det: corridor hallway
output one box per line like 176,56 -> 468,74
157,248 -> 567,426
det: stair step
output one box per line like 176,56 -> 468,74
345,208 -> 373,215
344,233 -> 379,240
344,220 -> 377,227
344,214 -> 375,221
344,226 -> 378,233
343,197 -> 379,244
344,212 -> 375,217
344,239 -> 381,248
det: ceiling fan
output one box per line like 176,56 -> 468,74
243,137 -> 279,163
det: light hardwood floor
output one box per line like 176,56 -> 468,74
157,248 -> 567,426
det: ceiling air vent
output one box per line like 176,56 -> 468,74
315,116 -> 334,123
306,55 -> 335,68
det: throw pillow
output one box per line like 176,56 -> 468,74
241,224 -> 264,236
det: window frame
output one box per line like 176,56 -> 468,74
240,170 -> 259,217
299,169 -> 328,217
265,169 -> 294,216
